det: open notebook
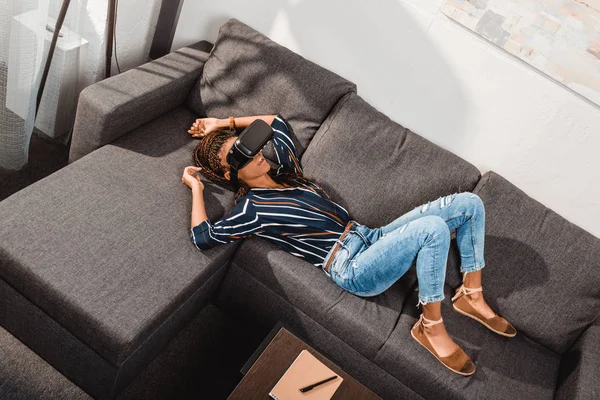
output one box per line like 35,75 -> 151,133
269,350 -> 343,400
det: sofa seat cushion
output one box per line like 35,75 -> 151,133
0,106 -> 239,366
300,91 -> 481,228
188,18 -> 357,161
445,171 -> 600,354
230,236 -> 417,359
374,286 -> 560,400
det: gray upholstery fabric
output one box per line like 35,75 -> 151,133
374,286 -> 560,400
69,40 -> 213,164
230,236 -> 417,360
0,106 -> 236,369
300,91 -> 481,229
450,171 -> 600,354
0,268 -> 226,400
0,322 -> 90,400
188,18 -> 357,160
0,277 -> 116,399
555,319 -> 600,400
216,264 -> 424,400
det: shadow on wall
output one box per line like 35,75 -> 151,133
201,0 -> 465,144
99,0 -> 468,214
106,0 -> 465,162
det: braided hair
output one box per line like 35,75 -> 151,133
192,128 -> 332,204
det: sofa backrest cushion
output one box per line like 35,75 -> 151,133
186,18 -> 357,161
300,91 -> 481,227
473,171 -> 600,354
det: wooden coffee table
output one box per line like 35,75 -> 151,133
228,323 -> 381,399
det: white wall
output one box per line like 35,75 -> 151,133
173,0 -> 600,238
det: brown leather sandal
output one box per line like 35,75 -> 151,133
452,284 -> 517,337
410,314 -> 476,376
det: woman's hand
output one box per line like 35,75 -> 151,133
182,166 -> 204,190
188,117 -> 219,138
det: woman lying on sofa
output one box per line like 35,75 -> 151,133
181,114 -> 516,376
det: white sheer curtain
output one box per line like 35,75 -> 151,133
0,0 -> 100,171
0,0 -> 49,170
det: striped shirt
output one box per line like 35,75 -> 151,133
190,114 -> 352,268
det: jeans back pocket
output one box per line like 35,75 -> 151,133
331,233 -> 365,275
331,258 -> 358,292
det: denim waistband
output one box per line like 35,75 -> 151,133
322,220 -> 369,275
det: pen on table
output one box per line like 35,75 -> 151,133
299,375 -> 338,393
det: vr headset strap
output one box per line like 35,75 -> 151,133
230,168 -> 240,192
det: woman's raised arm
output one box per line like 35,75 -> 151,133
189,115 -> 280,137
216,115 -> 278,130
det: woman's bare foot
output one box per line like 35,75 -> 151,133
423,319 -> 460,357
462,291 -> 496,319
422,302 -> 459,357
462,270 -> 496,318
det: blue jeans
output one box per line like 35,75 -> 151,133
321,192 -> 486,306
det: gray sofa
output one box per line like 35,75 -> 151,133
1,17 -> 599,400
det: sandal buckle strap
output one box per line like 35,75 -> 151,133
451,284 -> 483,302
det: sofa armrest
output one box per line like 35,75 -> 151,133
555,319 -> 600,400
68,40 -> 213,163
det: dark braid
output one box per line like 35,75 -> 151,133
192,128 -> 332,204
192,128 -> 242,195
